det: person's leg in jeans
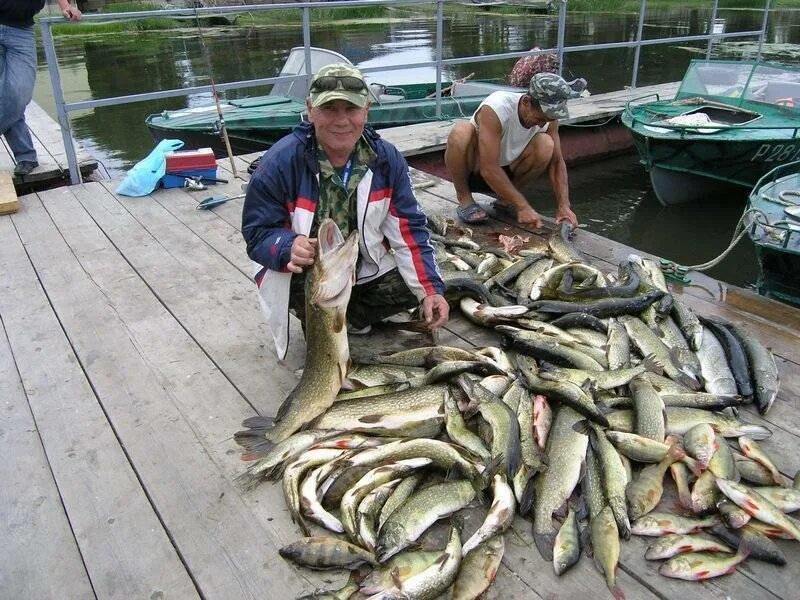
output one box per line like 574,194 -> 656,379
346,269 -> 420,330
0,25 -> 38,165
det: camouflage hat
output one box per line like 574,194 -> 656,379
309,63 -> 369,108
528,72 -> 587,120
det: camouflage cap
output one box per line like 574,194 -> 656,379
309,63 -> 369,108
528,72 -> 588,120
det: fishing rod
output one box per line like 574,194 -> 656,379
192,3 -> 239,179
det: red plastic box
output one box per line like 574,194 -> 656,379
162,148 -> 218,188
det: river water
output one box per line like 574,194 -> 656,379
30,6 -> 800,289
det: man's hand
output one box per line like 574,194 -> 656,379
286,236 -> 317,274
421,294 -> 449,330
555,206 -> 578,228
516,206 -> 543,229
60,2 -> 81,20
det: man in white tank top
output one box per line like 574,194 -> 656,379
444,73 -> 586,228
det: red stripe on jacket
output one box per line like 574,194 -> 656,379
369,188 -> 392,203
388,202 -> 436,296
294,196 -> 316,213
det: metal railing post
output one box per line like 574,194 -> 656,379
706,0 -> 719,60
556,0 -> 567,76
757,0 -> 772,60
435,0 -> 444,118
40,19 -> 81,184
631,0 -> 647,89
302,7 -> 312,94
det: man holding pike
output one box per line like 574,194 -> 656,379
243,64 -> 449,359
445,72 -> 586,228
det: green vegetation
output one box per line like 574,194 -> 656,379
102,1 -> 162,12
237,6 -> 391,25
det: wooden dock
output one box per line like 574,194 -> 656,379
2,151 -> 798,599
379,81 -> 681,158
0,100 -> 97,191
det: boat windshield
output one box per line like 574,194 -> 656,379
676,60 -> 800,111
269,47 -> 352,100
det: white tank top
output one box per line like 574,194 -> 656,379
470,92 -> 549,166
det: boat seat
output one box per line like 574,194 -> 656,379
762,81 -> 800,104
368,83 -> 405,104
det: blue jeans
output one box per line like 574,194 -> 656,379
0,24 -> 37,163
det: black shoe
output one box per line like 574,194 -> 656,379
13,160 -> 38,176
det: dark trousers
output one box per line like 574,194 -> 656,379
289,268 -> 419,330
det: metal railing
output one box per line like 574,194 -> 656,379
40,0 -> 771,184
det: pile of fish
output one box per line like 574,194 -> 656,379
235,218 -> 794,599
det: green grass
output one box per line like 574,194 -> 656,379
51,17 -> 176,35
238,6 -> 391,25
102,1 -> 162,12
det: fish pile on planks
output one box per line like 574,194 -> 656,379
234,217 -> 796,599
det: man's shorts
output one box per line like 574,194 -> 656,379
467,165 -> 514,196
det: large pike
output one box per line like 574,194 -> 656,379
532,406 -> 589,559
376,480 -> 476,561
695,325 -> 738,396
267,219 -> 359,442
727,322 -> 780,415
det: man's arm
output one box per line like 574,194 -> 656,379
57,0 -> 81,20
546,121 -> 578,227
379,147 -> 448,328
241,165 -> 299,272
476,108 -> 542,227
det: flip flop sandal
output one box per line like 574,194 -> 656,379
456,202 -> 488,224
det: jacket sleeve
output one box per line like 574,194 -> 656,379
241,156 -> 297,271
380,146 -> 445,299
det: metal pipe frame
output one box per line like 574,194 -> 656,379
39,0 -> 772,183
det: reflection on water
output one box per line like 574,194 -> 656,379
30,7 -> 798,289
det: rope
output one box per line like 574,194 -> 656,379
660,207 -> 772,275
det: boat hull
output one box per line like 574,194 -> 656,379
628,129 -> 800,206
753,243 -> 800,306
746,163 -> 800,307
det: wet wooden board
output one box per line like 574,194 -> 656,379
0,212 -> 198,599
0,101 -> 97,189
378,81 -> 681,156
0,317 -> 94,599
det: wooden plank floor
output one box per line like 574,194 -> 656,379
1,151 -> 797,599
0,100 -> 98,190
379,81 -> 681,156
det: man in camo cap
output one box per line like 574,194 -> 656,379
243,63 -> 449,358
445,71 -> 586,228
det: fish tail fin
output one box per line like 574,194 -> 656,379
533,531 -> 556,561
642,353 -> 664,375
234,417 -> 276,451
572,419 -> 593,436
610,585 -> 626,600
519,476 -> 537,517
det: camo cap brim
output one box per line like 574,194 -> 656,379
309,63 -> 370,108
529,73 -> 587,120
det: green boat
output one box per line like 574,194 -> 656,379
621,59 -> 800,206
745,160 -> 800,306
146,47 -> 518,156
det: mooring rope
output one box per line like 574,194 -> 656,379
659,207 -> 773,277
